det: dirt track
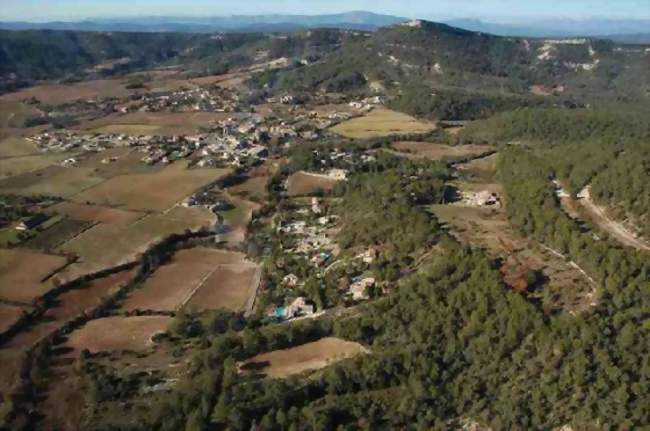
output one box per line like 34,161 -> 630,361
579,186 -> 650,252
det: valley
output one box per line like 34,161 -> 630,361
0,14 -> 648,431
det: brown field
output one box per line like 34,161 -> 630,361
73,162 -> 230,211
0,153 -> 72,179
66,316 -> 172,353
331,108 -> 435,139
0,249 -> 67,303
0,303 -> 26,334
122,247 -> 257,312
0,165 -> 105,197
21,218 -> 93,251
47,269 -> 137,322
229,175 -> 269,199
390,142 -> 494,160
241,338 -> 367,378
286,171 -> 341,196
82,111 -> 238,136
186,263 -> 259,312
46,202 -> 144,225
121,247 -> 234,312
0,79 -> 131,104
59,211 -> 215,278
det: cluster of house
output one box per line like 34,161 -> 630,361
276,198 -> 338,266
119,86 -> 240,113
28,131 -> 134,153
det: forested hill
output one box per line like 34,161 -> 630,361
266,20 -> 650,108
0,28 -> 365,92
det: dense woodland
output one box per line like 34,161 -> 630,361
461,107 -> 650,237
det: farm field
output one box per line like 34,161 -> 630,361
82,111 -> 237,136
240,338 -> 367,378
46,202 -> 144,225
46,269 -> 137,322
72,162 -> 230,212
220,195 -> 260,244
0,78 -> 132,104
286,171 -> 341,196
0,136 -> 40,158
122,248 -> 258,312
0,249 -> 67,303
0,165 -> 104,197
0,153 -> 72,179
59,211 -> 215,278
74,147 -> 161,178
331,108 -> 435,139
389,142 -> 494,160
65,316 -> 172,354
21,218 -> 93,251
186,263 -> 260,312
0,303 -> 25,334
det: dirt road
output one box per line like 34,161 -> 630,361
578,186 -> 650,252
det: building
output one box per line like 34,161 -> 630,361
16,213 -> 49,231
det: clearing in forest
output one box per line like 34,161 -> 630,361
389,142 -> 494,160
240,338 -> 367,378
65,316 -> 172,353
286,171 -> 341,196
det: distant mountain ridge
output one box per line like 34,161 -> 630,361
443,18 -> 650,43
0,11 -> 406,33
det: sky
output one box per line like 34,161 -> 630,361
1,0 -> 649,21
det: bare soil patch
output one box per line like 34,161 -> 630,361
240,338 -> 367,378
66,316 -> 172,353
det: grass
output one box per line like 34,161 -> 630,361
0,154 -> 72,179
0,166 -> 105,198
0,137 -> 41,158
331,108 -> 435,139
83,112 -> 236,136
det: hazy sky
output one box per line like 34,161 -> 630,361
1,0 -> 649,21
